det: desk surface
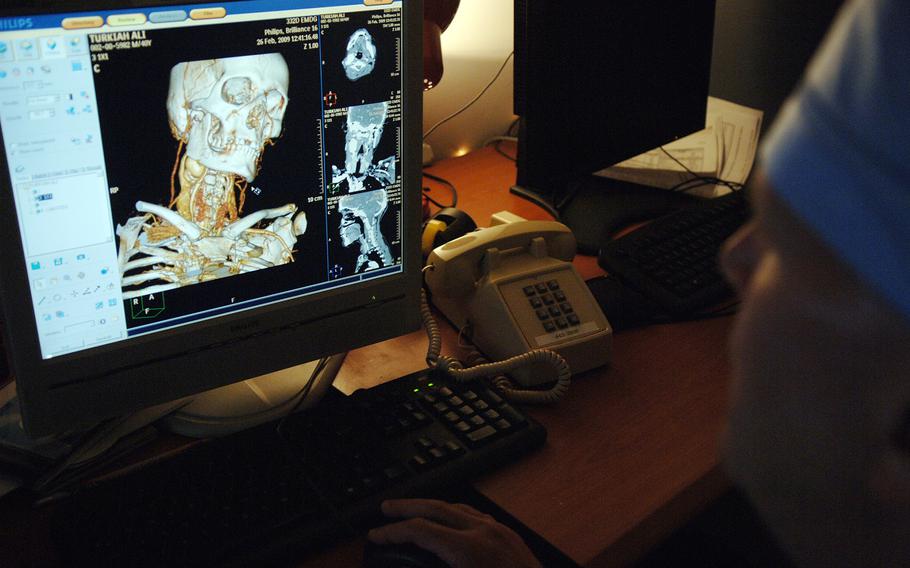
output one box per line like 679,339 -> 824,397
1,144 -> 733,568
329,144 -> 734,567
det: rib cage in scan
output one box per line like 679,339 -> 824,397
115,53 -> 307,300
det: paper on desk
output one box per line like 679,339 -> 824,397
595,97 -> 763,198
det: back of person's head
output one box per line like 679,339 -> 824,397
719,1 -> 910,566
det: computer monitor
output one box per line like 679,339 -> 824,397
0,0 -> 423,437
512,1 -> 716,254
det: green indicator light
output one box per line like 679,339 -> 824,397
428,383 -> 435,387
413,388 -> 420,393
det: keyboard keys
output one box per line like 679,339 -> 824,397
55,371 -> 544,566
458,405 -> 475,416
597,190 -> 747,316
499,404 -> 527,426
467,425 -> 498,445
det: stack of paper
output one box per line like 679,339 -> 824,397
595,97 -> 763,198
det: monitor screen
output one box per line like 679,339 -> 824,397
0,0 -> 422,436
512,0 -> 715,253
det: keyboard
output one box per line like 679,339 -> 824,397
597,190 -> 750,317
51,369 -> 545,566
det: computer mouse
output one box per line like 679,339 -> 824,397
362,540 -> 449,568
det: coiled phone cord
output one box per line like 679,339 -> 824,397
419,287 -> 570,404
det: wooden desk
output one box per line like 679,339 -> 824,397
0,145 -> 733,568
327,144 -> 734,567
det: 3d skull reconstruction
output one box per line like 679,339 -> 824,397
331,102 -> 395,194
338,189 -> 392,273
342,28 -> 377,81
116,53 -> 306,299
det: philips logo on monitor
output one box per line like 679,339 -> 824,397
0,18 -> 34,30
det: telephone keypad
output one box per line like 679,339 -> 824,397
523,282 -> 580,333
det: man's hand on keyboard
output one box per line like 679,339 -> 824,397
368,498 -> 542,568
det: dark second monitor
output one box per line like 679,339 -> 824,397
0,0 -> 423,437
512,0 -> 716,254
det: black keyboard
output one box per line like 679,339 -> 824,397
597,190 -> 750,317
52,369 -> 546,566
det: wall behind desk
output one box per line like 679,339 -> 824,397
709,0 -> 843,131
422,1 -> 516,162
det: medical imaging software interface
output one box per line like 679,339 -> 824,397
0,1 -> 405,359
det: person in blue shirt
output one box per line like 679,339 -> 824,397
368,0 -> 910,565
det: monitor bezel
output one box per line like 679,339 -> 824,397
0,0 -> 424,436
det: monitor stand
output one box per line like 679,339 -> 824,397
161,352 -> 347,438
512,175 -> 699,255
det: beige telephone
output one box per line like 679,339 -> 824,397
425,212 -> 612,386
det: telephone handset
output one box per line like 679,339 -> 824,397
425,213 -> 612,387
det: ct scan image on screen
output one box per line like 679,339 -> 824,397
0,3 -> 407,360
86,8 -> 404,335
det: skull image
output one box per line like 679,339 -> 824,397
167,53 -> 289,182
115,52 -> 305,300
342,28 -> 377,81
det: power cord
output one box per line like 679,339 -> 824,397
483,135 -> 518,162
418,288 -> 570,404
422,171 -> 458,209
422,51 -> 514,141
658,146 -> 744,194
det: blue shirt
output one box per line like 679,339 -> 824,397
761,0 -> 910,320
